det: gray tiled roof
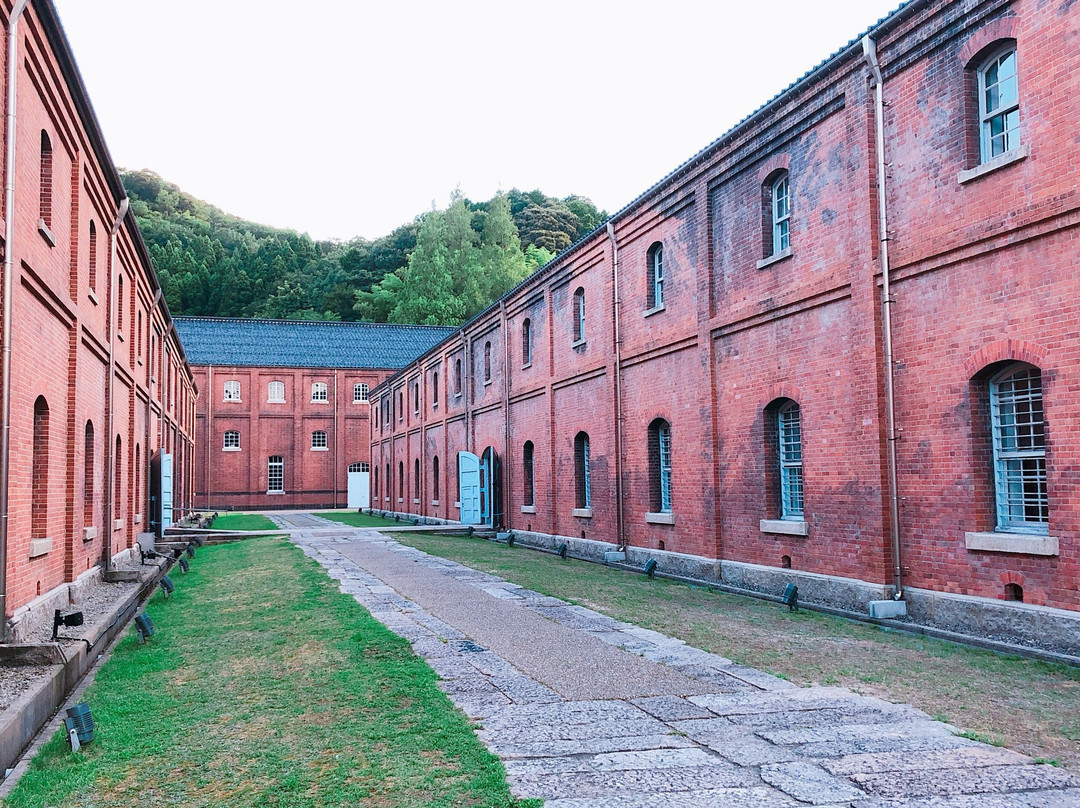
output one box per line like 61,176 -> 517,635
173,317 -> 456,369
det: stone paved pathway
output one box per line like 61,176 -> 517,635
272,513 -> 1080,807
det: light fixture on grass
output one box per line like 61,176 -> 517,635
134,612 -> 155,643
643,558 -> 658,578
506,532 -> 515,547
160,576 -> 175,599
558,542 -> 568,560
52,609 -> 84,641
65,702 -> 95,751
781,583 -> 799,612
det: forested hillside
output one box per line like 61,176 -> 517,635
123,170 -> 606,325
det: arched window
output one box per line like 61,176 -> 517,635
385,463 -> 391,501
433,456 -> 440,501
223,430 -> 241,450
348,462 -> 369,473
648,419 -> 672,513
414,458 -> 420,498
135,444 -> 141,517
83,421 -> 95,525
764,171 -> 791,258
268,381 -> 285,402
39,131 -> 52,228
455,358 -> 463,395
311,382 -> 328,402
573,288 -> 586,343
117,275 -> 124,331
268,455 -> 284,493
484,341 -> 492,382
647,243 -> 664,309
354,382 -> 369,403
778,401 -> 803,518
311,430 -> 328,450
433,371 -> 439,406
979,44 -> 1020,162
522,441 -> 534,507
374,465 -> 380,498
398,461 -> 404,499
413,381 -> 420,413
397,390 -> 404,420
522,319 -> 532,366
32,398 -> 49,538
88,221 -> 97,291
990,364 -> 1047,531
114,435 -> 122,514
574,432 -> 591,509
374,402 -> 379,428
223,380 -> 241,401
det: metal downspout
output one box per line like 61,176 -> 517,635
862,36 -> 904,600
102,197 -> 129,573
500,301 -> 511,530
606,222 -> 626,552
0,0 -> 32,634
333,371 -> 338,508
206,365 -> 212,509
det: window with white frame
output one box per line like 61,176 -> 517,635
223,380 -> 241,401
573,288 -> 586,343
990,364 -> 1047,532
647,243 -> 664,309
770,172 -> 790,256
267,381 -> 285,403
778,401 -> 803,519
311,430 -> 328,450
522,319 -> 532,366
574,431 -> 591,509
348,462 -> 370,473
649,419 -> 672,513
311,382 -> 328,402
354,382 -> 369,403
979,45 -> 1020,163
223,430 -> 241,450
523,440 -> 535,507
268,456 -> 284,493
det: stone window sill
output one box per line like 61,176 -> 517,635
397,498 -> 404,503
643,304 -> 666,319
83,526 -> 97,541
572,507 -> 593,518
571,338 -> 587,349
760,518 -> 809,536
645,512 -> 675,525
38,219 -> 56,247
87,288 -> 99,305
267,490 -> 285,495
431,499 -> 440,507
958,145 -> 1029,184
483,379 -> 492,386
223,447 -> 241,452
29,537 -> 52,557
114,519 -> 124,531
522,361 -> 533,370
756,247 -> 793,270
412,498 -> 420,504
311,446 -> 328,452
521,504 -> 536,514
965,530 -> 1057,556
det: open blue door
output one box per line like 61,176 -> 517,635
161,453 -> 173,530
458,451 -> 481,525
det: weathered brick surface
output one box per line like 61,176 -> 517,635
370,1 -> 1079,613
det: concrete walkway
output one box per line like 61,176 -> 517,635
272,513 -> 1080,807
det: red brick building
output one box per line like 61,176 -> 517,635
175,317 -> 453,511
371,0 -> 1080,640
0,0 -> 197,639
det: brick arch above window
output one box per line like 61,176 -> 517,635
963,339 -> 1047,379
763,382 -> 803,409
958,17 -> 1019,67
755,153 -> 791,185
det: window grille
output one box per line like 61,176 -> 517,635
311,382 -> 328,402
268,381 -> 285,402
979,46 -> 1020,162
778,402 -> 803,518
223,430 -> 240,449
311,430 -> 328,449
223,380 -> 241,401
354,383 -> 369,403
991,365 -> 1047,531
268,456 -> 284,492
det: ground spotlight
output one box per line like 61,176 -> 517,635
160,576 -> 175,599
643,558 -> 658,578
52,609 -> 84,641
558,542 -> 568,559
65,702 -> 95,751
781,583 -> 799,612
134,612 -> 155,643
506,531 -> 515,547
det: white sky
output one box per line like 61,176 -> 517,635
52,0 -> 902,242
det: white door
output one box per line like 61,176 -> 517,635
160,453 -> 173,530
347,471 -> 370,508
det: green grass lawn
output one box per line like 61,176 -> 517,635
394,531 -> 1080,771
318,511 -> 411,529
208,512 -> 279,531
6,536 -> 538,808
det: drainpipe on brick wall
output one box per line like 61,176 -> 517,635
205,365 -> 212,509
102,197 -> 129,573
333,371 -> 338,508
0,0 -> 31,636
500,301 -> 511,531
863,35 -> 904,600
606,222 -> 627,552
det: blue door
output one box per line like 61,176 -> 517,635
161,453 -> 173,530
458,451 -> 481,525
